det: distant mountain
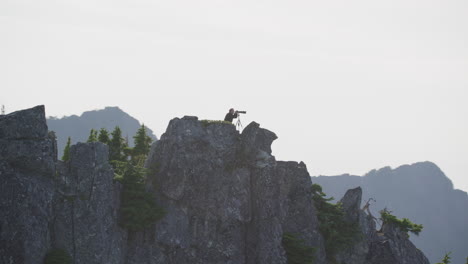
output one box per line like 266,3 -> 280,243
47,107 -> 157,157
312,162 -> 468,264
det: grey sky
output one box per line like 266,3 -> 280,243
2,0 -> 468,191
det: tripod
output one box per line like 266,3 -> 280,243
236,115 -> 243,131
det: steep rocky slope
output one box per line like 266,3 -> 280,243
0,106 -> 430,264
335,187 -> 429,264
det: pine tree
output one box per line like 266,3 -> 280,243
109,126 -> 126,162
131,124 -> 153,165
98,128 -> 110,144
436,252 -> 451,264
379,209 -> 423,236
133,124 -> 153,156
62,137 -> 71,162
87,129 -> 98,142
1,105 -> 5,115
118,161 -> 165,231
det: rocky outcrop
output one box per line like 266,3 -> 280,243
0,105 -> 57,264
276,161 -> 325,262
128,117 -> 326,264
0,106 -> 126,264
53,142 -> 126,264
335,187 -> 430,264
0,106 -> 432,264
367,222 -> 430,264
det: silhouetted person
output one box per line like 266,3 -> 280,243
224,108 -> 239,123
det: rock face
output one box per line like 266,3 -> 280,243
129,117 -> 326,264
0,105 -> 56,264
0,106 -> 125,264
53,142 -> 126,264
0,106 -> 432,264
335,187 -> 430,264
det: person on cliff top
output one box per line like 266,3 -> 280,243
224,108 -> 239,123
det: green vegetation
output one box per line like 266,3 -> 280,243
109,126 -> 127,162
83,125 -> 163,231
87,129 -> 98,142
380,209 -> 423,236
43,248 -> 72,264
282,232 -> 316,264
132,124 -> 153,165
81,124 -> 164,231
311,184 -> 361,262
133,124 -> 152,156
61,137 -> 71,162
98,128 -> 110,145
116,161 -> 165,231
436,252 -> 451,264
104,125 -> 164,231
200,119 -> 233,127
84,125 -> 153,167
86,125 -> 154,166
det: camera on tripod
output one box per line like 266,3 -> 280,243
236,111 -> 247,114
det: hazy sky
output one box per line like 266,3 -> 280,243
2,0 -> 468,191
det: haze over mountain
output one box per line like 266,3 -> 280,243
47,107 -> 157,157
313,162 -> 468,264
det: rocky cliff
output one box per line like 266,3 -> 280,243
0,106 -> 430,264
334,187 -> 429,264
0,105 -> 57,264
0,106 -> 126,264
127,117 -> 326,264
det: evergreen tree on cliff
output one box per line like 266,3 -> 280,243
87,129 -> 98,142
98,128 -> 110,145
61,137 -> 71,161
131,124 -> 153,164
436,252 -> 451,264
109,126 -> 127,162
